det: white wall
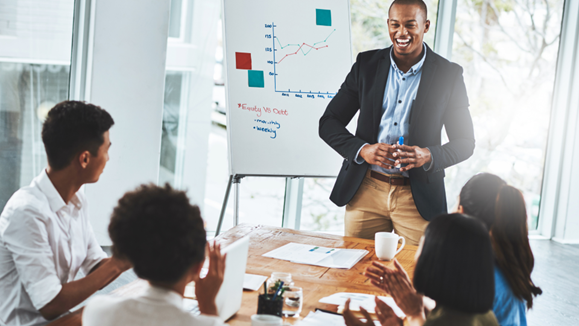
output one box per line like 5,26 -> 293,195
84,0 -> 171,245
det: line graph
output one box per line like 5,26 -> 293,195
274,29 -> 336,64
271,22 -> 338,95
276,43 -> 328,64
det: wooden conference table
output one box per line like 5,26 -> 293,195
49,224 -> 417,326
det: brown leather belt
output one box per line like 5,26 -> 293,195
370,170 -> 411,185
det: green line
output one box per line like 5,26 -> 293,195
275,29 -> 336,49
314,29 -> 336,45
275,37 -> 300,49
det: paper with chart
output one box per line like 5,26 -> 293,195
223,0 -> 353,177
262,243 -> 368,269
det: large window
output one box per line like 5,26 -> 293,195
0,1 -> 74,209
447,0 -> 565,229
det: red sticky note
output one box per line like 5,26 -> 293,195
235,52 -> 252,70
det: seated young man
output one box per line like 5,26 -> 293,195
82,184 -> 227,326
0,101 -> 131,326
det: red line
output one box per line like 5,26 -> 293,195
276,43 -> 330,64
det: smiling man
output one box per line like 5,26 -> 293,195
319,0 -> 475,245
0,101 -> 131,326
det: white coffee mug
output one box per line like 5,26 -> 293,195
375,232 -> 405,261
251,314 -> 283,326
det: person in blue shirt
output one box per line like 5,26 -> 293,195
457,173 -> 542,325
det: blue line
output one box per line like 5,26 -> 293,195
272,22 -> 276,92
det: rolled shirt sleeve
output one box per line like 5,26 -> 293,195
354,143 -> 369,164
3,207 -> 62,310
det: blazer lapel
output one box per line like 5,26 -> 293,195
409,46 -> 438,130
372,48 -> 391,141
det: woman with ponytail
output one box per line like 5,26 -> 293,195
458,173 -> 542,326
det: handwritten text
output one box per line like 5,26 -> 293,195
253,119 -> 281,139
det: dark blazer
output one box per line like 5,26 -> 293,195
319,45 -> 475,221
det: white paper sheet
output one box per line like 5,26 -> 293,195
262,243 -> 368,269
243,274 -> 268,291
319,292 -> 406,318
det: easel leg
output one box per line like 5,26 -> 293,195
215,175 -> 234,236
233,176 -> 241,226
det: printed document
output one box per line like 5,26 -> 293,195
262,243 -> 368,269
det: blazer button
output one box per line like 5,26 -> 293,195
398,100 -> 402,104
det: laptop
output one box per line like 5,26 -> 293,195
183,236 -> 250,321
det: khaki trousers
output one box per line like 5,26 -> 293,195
344,170 -> 429,246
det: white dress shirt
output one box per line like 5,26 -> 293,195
0,170 -> 107,326
82,285 -> 227,326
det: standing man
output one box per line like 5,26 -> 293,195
319,0 -> 474,245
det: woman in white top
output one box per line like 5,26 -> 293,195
83,184 -> 227,326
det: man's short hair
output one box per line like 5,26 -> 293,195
108,184 -> 207,284
41,101 -> 114,170
413,213 -> 495,314
389,0 -> 428,19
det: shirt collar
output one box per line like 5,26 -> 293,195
145,284 -> 183,309
36,169 -> 82,213
389,43 -> 427,75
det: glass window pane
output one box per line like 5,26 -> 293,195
350,0 -> 439,56
300,178 -> 344,234
449,0 -> 565,230
0,1 -> 74,209
159,71 -> 187,185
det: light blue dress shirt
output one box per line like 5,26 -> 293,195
355,44 -> 432,176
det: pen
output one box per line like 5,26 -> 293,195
315,308 -> 342,315
272,281 -> 284,301
396,136 -> 404,168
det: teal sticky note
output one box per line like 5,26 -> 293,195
248,70 -> 264,88
316,9 -> 331,26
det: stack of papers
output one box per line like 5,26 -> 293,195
262,243 -> 369,269
295,310 -> 380,326
319,292 -> 405,318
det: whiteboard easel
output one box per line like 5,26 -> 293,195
217,0 -> 353,234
